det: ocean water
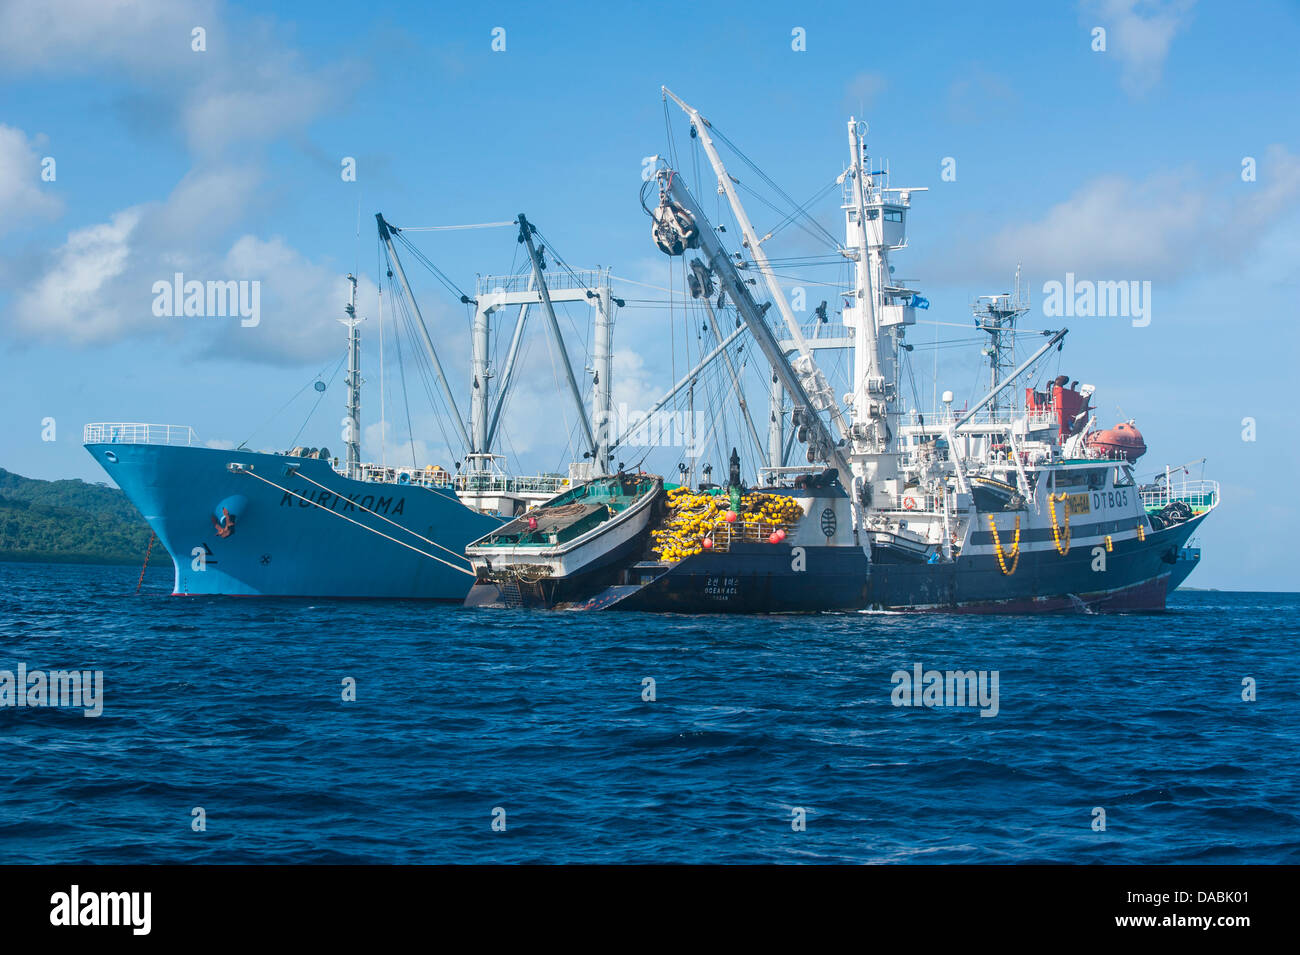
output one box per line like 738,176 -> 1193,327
0,561 -> 1296,864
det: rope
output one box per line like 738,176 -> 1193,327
393,230 -> 474,304
238,355 -> 344,450
287,355 -> 346,450
237,468 -> 475,576
1048,493 -> 1072,555
135,532 -> 156,594
292,470 -> 476,566
987,515 -> 1020,575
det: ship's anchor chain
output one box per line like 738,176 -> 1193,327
1048,493 -> 1072,555
987,514 -> 1021,576
135,531 -> 157,594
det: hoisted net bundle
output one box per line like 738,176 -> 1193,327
648,486 -> 805,562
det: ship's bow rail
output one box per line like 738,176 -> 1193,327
84,422 -> 198,446
1140,477 -> 1219,514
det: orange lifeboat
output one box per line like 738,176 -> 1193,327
1085,421 -> 1147,462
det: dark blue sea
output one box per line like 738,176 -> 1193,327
0,561 -> 1296,864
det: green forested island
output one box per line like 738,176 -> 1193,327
0,468 -> 154,565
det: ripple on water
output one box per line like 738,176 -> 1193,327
0,563 -> 1297,863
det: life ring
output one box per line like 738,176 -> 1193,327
903,497 -> 917,510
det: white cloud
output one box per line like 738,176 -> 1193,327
947,69 -> 1018,125
0,0 -> 346,156
0,0 -> 216,76
611,346 -> 665,414
8,209 -> 376,363
11,208 -> 143,343
1085,0 -> 1195,96
843,72 -> 888,114
924,145 -> 1300,284
0,0 -> 362,361
0,125 -> 63,233
183,67 -> 341,158
209,235 -> 379,364
150,163 -> 263,242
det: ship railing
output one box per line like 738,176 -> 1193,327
455,473 -> 570,495
477,268 -> 607,297
882,493 -> 944,513
900,409 -> 1056,435
354,463 -> 455,488
1140,478 -> 1220,514
83,422 -> 198,446
350,465 -> 570,495
709,519 -> 799,553
757,466 -> 824,485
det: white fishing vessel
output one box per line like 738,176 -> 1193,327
632,88 -> 1217,612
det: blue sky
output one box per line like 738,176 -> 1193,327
1,0 -> 1297,590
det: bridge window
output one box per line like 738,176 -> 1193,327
1053,468 -> 1107,490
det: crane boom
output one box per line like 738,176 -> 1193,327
656,168 -> 852,481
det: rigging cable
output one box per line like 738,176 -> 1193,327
387,280 -> 420,469
238,354 -> 347,450
287,354 -> 346,450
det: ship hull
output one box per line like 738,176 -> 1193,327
866,516 -> 1203,613
1166,541 -> 1202,592
464,526 -> 651,609
85,442 -> 500,598
563,543 -> 871,613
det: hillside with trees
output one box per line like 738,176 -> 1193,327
0,468 -> 154,564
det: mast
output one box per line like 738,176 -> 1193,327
662,88 -> 847,442
973,264 -> 1030,421
663,88 -> 811,357
953,328 -> 1069,432
654,167 -> 853,481
592,283 -> 614,473
476,259 -> 613,476
838,118 -> 927,501
485,276 -> 534,451
768,371 -> 784,473
689,259 -> 765,464
846,119 -> 882,439
470,279 -> 491,458
341,273 -> 363,477
376,213 -> 472,453
516,213 -> 599,468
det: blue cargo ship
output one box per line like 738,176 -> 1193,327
83,428 -> 502,598
86,217 -> 615,599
